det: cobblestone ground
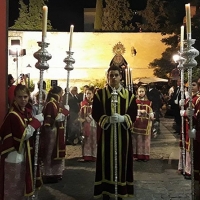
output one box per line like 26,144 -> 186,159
38,117 -> 192,200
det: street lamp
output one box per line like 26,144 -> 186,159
9,39 -> 26,84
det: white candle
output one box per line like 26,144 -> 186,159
180,25 -> 184,52
127,67 -> 130,86
69,25 -> 74,51
42,6 -> 48,42
129,68 -> 132,84
185,3 -> 191,39
125,69 -> 128,86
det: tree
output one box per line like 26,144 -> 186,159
94,0 -> 103,31
9,0 -> 53,31
102,0 -> 135,31
136,0 -> 200,78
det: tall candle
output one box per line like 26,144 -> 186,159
42,6 -> 48,42
185,3 -> 191,39
129,68 -> 132,84
69,25 -> 74,51
180,25 -> 184,52
127,67 -> 130,86
125,69 -> 128,86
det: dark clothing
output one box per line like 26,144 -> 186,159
146,88 -> 162,122
92,85 -> 137,199
77,92 -> 86,102
170,87 -> 182,133
63,93 -> 81,142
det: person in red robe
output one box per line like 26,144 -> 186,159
131,86 -> 154,161
193,82 -> 200,198
92,65 -> 137,200
41,86 -> 69,183
0,84 -> 43,200
7,74 -> 16,108
178,79 -> 200,180
78,86 -> 97,162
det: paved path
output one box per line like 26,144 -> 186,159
38,117 -> 192,200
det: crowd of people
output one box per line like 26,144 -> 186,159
1,69 -> 200,199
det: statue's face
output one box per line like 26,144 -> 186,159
113,54 -> 123,65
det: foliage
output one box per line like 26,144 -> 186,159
28,79 -> 35,92
102,0 -> 135,31
137,0 -> 200,78
79,78 -> 107,92
94,0 -> 103,31
9,0 -> 53,31
88,78 -> 107,88
45,79 -> 52,92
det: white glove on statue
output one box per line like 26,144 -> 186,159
55,113 -> 65,122
34,113 -> 44,123
110,113 -> 125,124
64,105 -> 70,111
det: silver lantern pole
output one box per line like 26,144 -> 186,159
182,36 -> 199,200
32,41 -> 52,200
63,25 -> 75,142
174,53 -> 186,175
111,88 -> 118,200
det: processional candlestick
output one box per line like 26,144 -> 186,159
32,41 -> 52,200
63,25 -> 75,145
31,5 -> 52,200
182,37 -> 199,200
111,88 -> 118,200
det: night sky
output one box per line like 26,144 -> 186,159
9,0 -> 147,32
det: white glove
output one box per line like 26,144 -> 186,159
88,114 -> 92,119
179,99 -> 185,106
180,110 -> 186,117
24,125 -> 35,140
55,113 -> 65,122
186,109 -> 194,117
117,113 -> 125,123
86,116 -> 91,123
34,113 -> 44,123
110,113 -> 125,123
64,105 -> 70,111
140,109 -> 146,114
137,110 -> 141,116
149,112 -> 154,119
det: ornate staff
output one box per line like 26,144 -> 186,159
174,52 -> 186,175
63,25 -> 75,141
182,33 -> 199,200
173,25 -> 186,175
32,42 -> 52,199
32,6 -> 52,200
111,88 -> 118,200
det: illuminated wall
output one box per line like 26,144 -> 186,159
8,31 -> 168,89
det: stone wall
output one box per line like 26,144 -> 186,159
8,31 -> 168,90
